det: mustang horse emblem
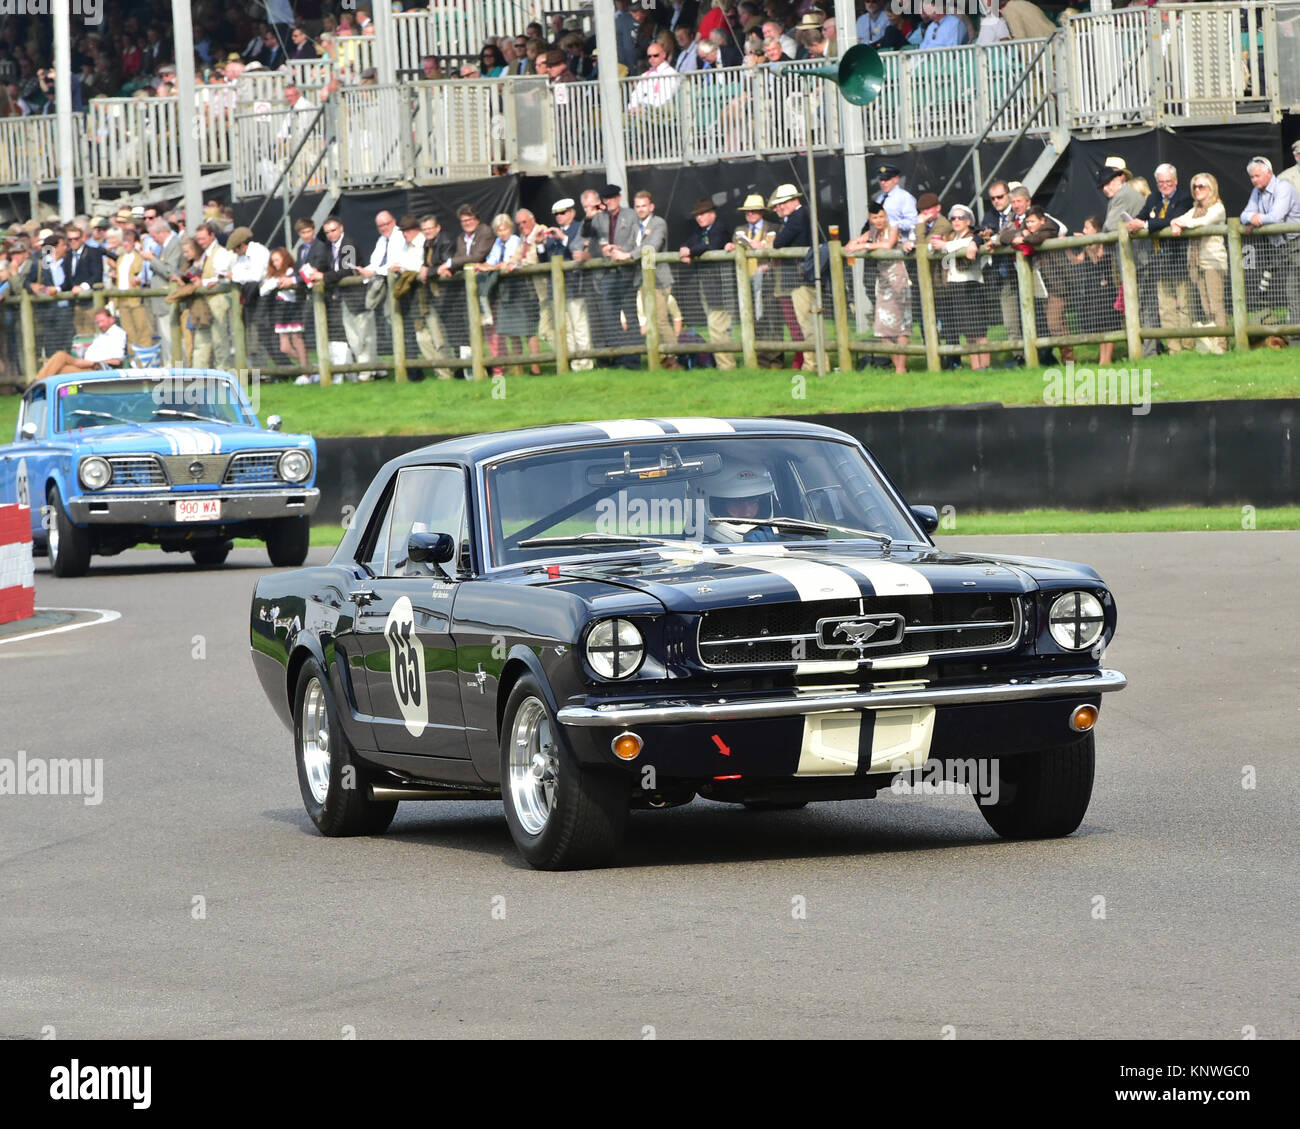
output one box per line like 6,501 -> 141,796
833,619 -> 888,647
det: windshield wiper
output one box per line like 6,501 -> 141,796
708,516 -> 893,548
69,409 -> 136,427
516,533 -> 680,549
152,408 -> 233,425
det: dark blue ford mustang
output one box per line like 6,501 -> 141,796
250,417 -> 1126,869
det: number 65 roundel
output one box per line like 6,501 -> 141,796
384,596 -> 428,736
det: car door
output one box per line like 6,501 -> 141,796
350,464 -> 471,758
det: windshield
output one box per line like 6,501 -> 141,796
56,377 -> 252,432
485,436 -> 920,566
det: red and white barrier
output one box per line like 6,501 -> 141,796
0,504 -> 35,625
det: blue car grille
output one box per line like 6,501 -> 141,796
107,456 -> 166,488
224,452 -> 283,485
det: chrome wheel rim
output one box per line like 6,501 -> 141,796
508,697 -> 557,837
301,678 -> 331,805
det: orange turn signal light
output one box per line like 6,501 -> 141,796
1070,704 -> 1098,732
612,732 -> 643,760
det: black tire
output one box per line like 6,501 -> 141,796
46,484 -> 92,578
190,543 -> 231,568
266,516 -> 310,567
742,801 -> 808,811
499,675 -> 628,870
977,733 -> 1096,840
293,658 -> 397,836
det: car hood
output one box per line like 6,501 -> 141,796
553,541 -> 1081,613
57,422 -> 312,456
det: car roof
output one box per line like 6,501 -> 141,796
32,368 -> 238,393
393,417 -> 854,468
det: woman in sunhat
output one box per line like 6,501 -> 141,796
930,203 -> 993,370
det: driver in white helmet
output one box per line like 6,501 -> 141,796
703,461 -> 780,542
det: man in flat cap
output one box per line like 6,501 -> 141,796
766,183 -> 817,372
679,197 -> 736,370
536,198 -> 594,371
727,194 -> 781,367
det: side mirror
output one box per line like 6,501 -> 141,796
20,421 -> 37,440
407,531 -> 457,566
910,505 -> 939,535
266,414 -> 283,432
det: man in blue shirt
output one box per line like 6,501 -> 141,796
919,1 -> 970,49
1241,156 -> 1300,335
871,164 -> 918,240
857,1 -> 890,46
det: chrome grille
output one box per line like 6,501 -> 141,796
224,452 -> 282,485
106,455 -> 166,488
698,595 -> 1022,668
161,454 -> 229,486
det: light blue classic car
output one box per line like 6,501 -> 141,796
0,369 -> 319,576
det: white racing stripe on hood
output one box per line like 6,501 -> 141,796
837,559 -> 933,597
589,420 -> 666,439
736,556 -> 861,602
657,417 -> 734,434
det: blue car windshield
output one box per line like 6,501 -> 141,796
485,436 -> 920,566
56,377 -> 250,431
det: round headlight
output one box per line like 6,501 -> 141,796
79,456 -> 112,491
1049,591 -> 1105,651
278,449 -> 312,483
585,618 -> 645,680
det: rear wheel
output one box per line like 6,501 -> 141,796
294,658 -> 397,836
46,485 -> 92,578
190,543 -> 231,568
977,734 -> 1095,840
500,675 -> 627,870
267,517 -> 310,567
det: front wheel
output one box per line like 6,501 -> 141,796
976,733 -> 1095,840
500,675 -> 628,870
47,485 -> 92,578
294,658 -> 397,836
266,517 -> 310,567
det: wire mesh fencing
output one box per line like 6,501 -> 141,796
8,221 -> 1297,389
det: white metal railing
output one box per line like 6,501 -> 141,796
409,80 -> 507,182
337,86 -> 409,187
0,114 -> 82,188
85,92 -> 235,185
1161,1 -> 1274,123
551,79 -> 603,171
1064,7 -> 1152,131
231,104 -> 329,199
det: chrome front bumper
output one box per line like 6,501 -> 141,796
66,488 -> 320,525
556,669 -> 1128,727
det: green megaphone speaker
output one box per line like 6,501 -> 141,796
796,44 -> 885,107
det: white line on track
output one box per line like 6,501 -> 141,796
0,607 -> 122,647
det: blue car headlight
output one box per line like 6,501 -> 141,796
278,449 -> 312,483
78,456 -> 112,491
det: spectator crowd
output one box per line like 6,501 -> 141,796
4,133 -> 1298,386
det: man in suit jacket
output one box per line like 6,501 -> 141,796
1127,162 -> 1195,353
436,204 -> 494,278
727,193 -> 781,367
62,224 -> 105,336
624,191 -> 676,366
679,196 -> 736,370
585,184 -> 641,369
413,214 -> 457,378
768,183 -> 816,371
307,215 -> 374,377
142,219 -> 185,363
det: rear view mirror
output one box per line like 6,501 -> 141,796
20,422 -> 37,440
266,414 -> 283,432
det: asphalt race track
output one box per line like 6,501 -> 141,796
1,532 -> 1295,1040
